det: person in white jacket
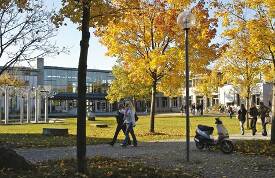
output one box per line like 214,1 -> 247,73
121,101 -> 137,147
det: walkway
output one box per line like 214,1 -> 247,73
16,134 -> 274,178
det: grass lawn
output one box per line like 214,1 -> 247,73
0,115 -> 269,148
0,156 -> 194,178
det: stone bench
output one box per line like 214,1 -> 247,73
43,128 -> 68,136
95,124 -> 108,128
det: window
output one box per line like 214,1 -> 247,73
156,98 -> 159,108
189,80 -> 192,87
101,102 -> 106,111
212,95 -> 219,105
162,97 -> 168,108
172,98 -> 178,107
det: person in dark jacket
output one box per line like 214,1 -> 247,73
109,104 -> 131,146
191,103 -> 196,115
258,102 -> 271,136
249,103 -> 258,135
238,104 -> 247,135
228,106 -> 233,119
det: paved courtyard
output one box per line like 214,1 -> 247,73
17,133 -> 274,178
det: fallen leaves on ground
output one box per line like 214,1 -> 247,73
1,157 -> 195,178
234,140 -> 275,156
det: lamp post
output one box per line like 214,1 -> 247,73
177,9 -> 195,162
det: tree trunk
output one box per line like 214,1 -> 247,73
246,87 -> 250,129
150,81 -> 157,133
246,96 -> 250,129
77,0 -> 90,174
271,82 -> 275,144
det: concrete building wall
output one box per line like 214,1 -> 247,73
37,58 -> 44,86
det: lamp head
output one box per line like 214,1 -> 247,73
177,10 -> 195,29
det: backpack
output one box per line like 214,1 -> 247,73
134,113 -> 139,122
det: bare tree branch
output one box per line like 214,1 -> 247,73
0,0 -> 67,75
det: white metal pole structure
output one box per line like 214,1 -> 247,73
0,87 -> 5,123
15,87 -> 25,124
20,96 -> 24,124
40,90 -> 49,123
4,86 -> 9,124
0,91 -> 1,123
0,87 -> 3,123
34,87 -> 38,123
26,88 -> 31,123
45,95 -> 48,123
177,9 -> 195,162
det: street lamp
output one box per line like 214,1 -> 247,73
177,9 -> 195,162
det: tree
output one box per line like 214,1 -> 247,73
75,0 -> 90,174
97,1 -> 218,132
107,65 -> 151,103
0,73 -> 25,86
0,0 -> 64,75
194,70 -> 223,110
55,0 -> 141,173
217,39 -> 266,128
212,0 -> 275,142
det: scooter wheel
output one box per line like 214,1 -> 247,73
220,140 -> 234,154
195,141 -> 204,150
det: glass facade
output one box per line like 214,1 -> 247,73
43,67 -> 113,94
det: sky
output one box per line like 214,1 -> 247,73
0,0 -> 225,71
0,0 -> 117,70
44,1 -> 117,70
44,20 -> 117,70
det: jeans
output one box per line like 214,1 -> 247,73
122,123 -> 137,146
239,121 -> 245,135
251,118 -> 257,135
261,117 -> 267,135
111,123 -> 131,145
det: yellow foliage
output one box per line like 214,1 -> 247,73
213,0 -> 274,69
0,73 -> 25,87
97,1 -> 218,100
107,65 -> 151,103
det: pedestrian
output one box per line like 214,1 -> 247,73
228,106 -> 233,119
180,105 -> 184,115
258,102 -> 271,136
191,103 -> 196,115
196,103 -> 200,115
200,102 -> 204,115
249,103 -> 258,136
109,104 -> 131,146
121,101 -> 137,147
237,104 -> 247,135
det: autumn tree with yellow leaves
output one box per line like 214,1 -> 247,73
107,65 -> 151,103
212,0 -> 275,142
97,0 -> 218,133
217,38 -> 266,128
0,73 -> 25,87
55,0 -> 155,172
194,70 -> 223,110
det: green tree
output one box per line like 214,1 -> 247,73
107,65 -> 150,103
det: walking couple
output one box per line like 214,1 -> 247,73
237,102 -> 270,136
109,101 -> 138,147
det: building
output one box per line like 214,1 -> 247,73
0,58 -> 273,119
0,58 -> 115,119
